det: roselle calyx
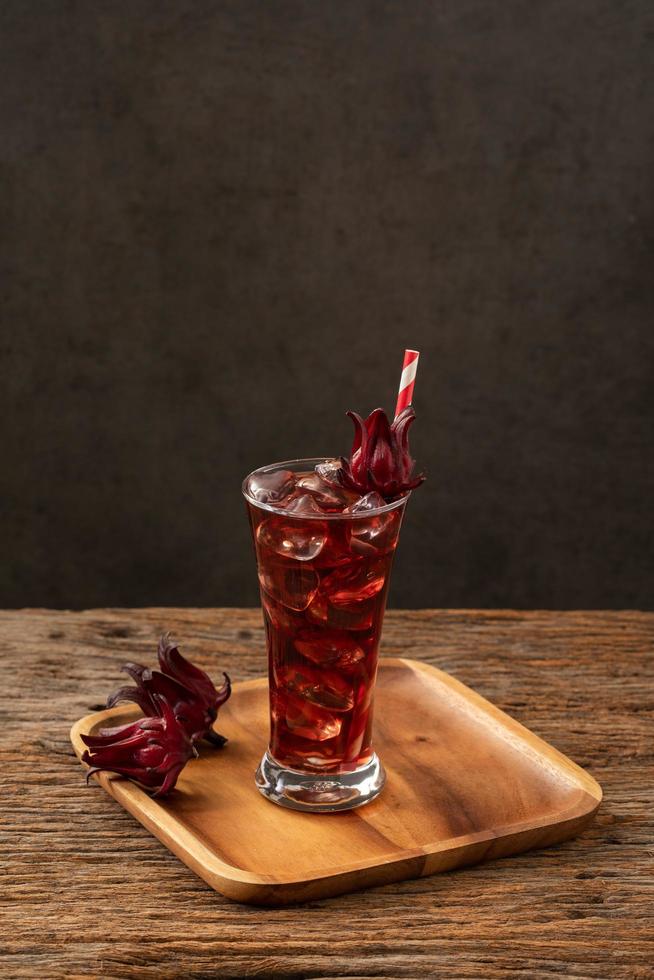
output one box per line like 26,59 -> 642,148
81,695 -> 195,797
325,406 -> 425,500
106,635 -> 231,747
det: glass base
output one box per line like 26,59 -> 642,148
255,750 -> 386,813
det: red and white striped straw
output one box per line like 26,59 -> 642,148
394,349 -> 420,418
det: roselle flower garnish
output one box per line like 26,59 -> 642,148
106,635 -> 231,747
81,695 -> 195,797
322,406 -> 425,500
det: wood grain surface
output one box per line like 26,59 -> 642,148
2,609 -> 652,978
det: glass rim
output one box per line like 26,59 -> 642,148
242,457 -> 410,520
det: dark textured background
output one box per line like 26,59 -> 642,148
1,1 -> 653,610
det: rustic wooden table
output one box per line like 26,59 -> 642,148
2,609 -> 652,979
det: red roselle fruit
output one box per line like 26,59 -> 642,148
325,406 -> 425,500
81,694 -> 196,797
106,635 -> 231,747
157,634 -> 231,741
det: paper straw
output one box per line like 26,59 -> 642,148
394,349 -> 420,418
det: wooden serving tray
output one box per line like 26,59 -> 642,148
70,658 -> 601,905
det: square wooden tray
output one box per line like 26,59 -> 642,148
70,658 -> 601,905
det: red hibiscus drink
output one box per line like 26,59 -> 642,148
244,356 -> 424,811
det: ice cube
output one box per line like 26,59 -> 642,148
257,519 -> 326,561
314,459 -> 343,484
276,743 -> 346,771
305,592 -> 376,631
284,493 -> 326,516
321,560 -> 387,606
343,683 -> 375,761
344,491 -> 386,513
261,593 -> 300,632
273,690 -> 342,741
350,506 -> 402,556
275,663 -> 355,712
298,753 -> 346,770
347,537 -> 378,559
312,523 -> 355,568
294,628 -> 365,670
296,473 -> 359,510
247,469 -> 296,505
258,561 -> 319,611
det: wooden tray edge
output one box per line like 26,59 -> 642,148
402,658 -> 603,804
69,658 -> 602,905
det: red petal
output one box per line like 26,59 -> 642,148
346,410 -> 366,456
366,409 -> 394,485
153,764 -> 186,797
81,720 -> 150,747
364,407 -> 391,441
106,684 -> 154,714
157,635 -> 216,706
214,673 -> 231,708
346,411 -> 368,487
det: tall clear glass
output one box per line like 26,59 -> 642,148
243,458 -> 408,811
